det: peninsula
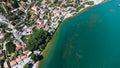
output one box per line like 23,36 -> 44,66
0,0 -> 104,68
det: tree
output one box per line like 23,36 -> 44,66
23,0 -> 27,2
26,29 -> 49,51
0,59 -> 5,67
85,1 -> 94,5
23,63 -> 29,68
31,54 -> 43,62
6,42 -> 16,54
5,33 -> 12,41
12,0 -> 19,8
18,49 -> 23,55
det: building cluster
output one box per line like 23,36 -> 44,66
0,0 -> 94,68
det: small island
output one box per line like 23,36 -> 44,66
0,0 -> 104,68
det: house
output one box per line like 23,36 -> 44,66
10,61 -> 17,67
44,20 -> 48,25
44,25 -> 50,31
14,42 -> 25,50
27,51 -> 32,56
10,55 -> 27,67
36,19 -> 43,25
31,5 -> 38,11
23,50 -> 29,55
15,57 -> 22,64
36,24 -> 44,29
0,33 -> 5,39
35,10 -> 40,14
31,15 -> 35,18
21,55 -> 27,59
40,13 -> 44,19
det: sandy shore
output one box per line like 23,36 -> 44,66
37,0 -> 107,68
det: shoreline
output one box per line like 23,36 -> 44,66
38,0 -> 107,68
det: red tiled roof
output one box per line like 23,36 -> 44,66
15,58 -> 22,63
15,42 -> 25,50
23,50 -> 29,55
0,33 -> 5,39
15,42 -> 22,50
21,55 -> 27,59
45,25 -> 50,30
10,61 -> 17,67
31,5 -> 37,11
44,20 -> 48,24
36,19 -> 42,24
36,24 -> 44,29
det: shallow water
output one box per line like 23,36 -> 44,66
39,0 -> 120,68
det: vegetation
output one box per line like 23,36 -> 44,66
0,6 -> 6,15
5,33 -> 12,41
0,59 -> 5,67
18,49 -> 24,56
84,1 -> 94,5
6,42 -> 16,54
23,63 -> 30,68
76,4 -> 85,11
31,54 -> 43,62
21,36 -> 27,43
26,29 -> 50,51
14,24 -> 22,30
12,0 -> 19,8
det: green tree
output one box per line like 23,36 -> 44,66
12,0 -> 19,8
23,63 -> 29,68
18,49 -> 23,55
31,54 -> 43,62
85,1 -> 94,5
6,42 -> 16,54
5,33 -> 12,41
26,29 -> 49,51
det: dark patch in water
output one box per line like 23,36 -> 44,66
88,23 -> 95,28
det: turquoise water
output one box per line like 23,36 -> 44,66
39,0 -> 120,68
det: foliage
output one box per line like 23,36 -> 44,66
31,54 -> 43,62
23,63 -> 30,68
6,14 -> 19,21
21,36 -> 27,43
76,4 -> 85,12
0,59 -> 5,67
12,0 -> 19,8
1,23 -> 7,28
6,42 -> 16,54
23,0 -> 27,2
26,29 -> 49,51
18,49 -> 24,55
0,45 -> 2,50
5,33 -> 12,41
85,1 -> 94,5
0,6 -> 6,15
